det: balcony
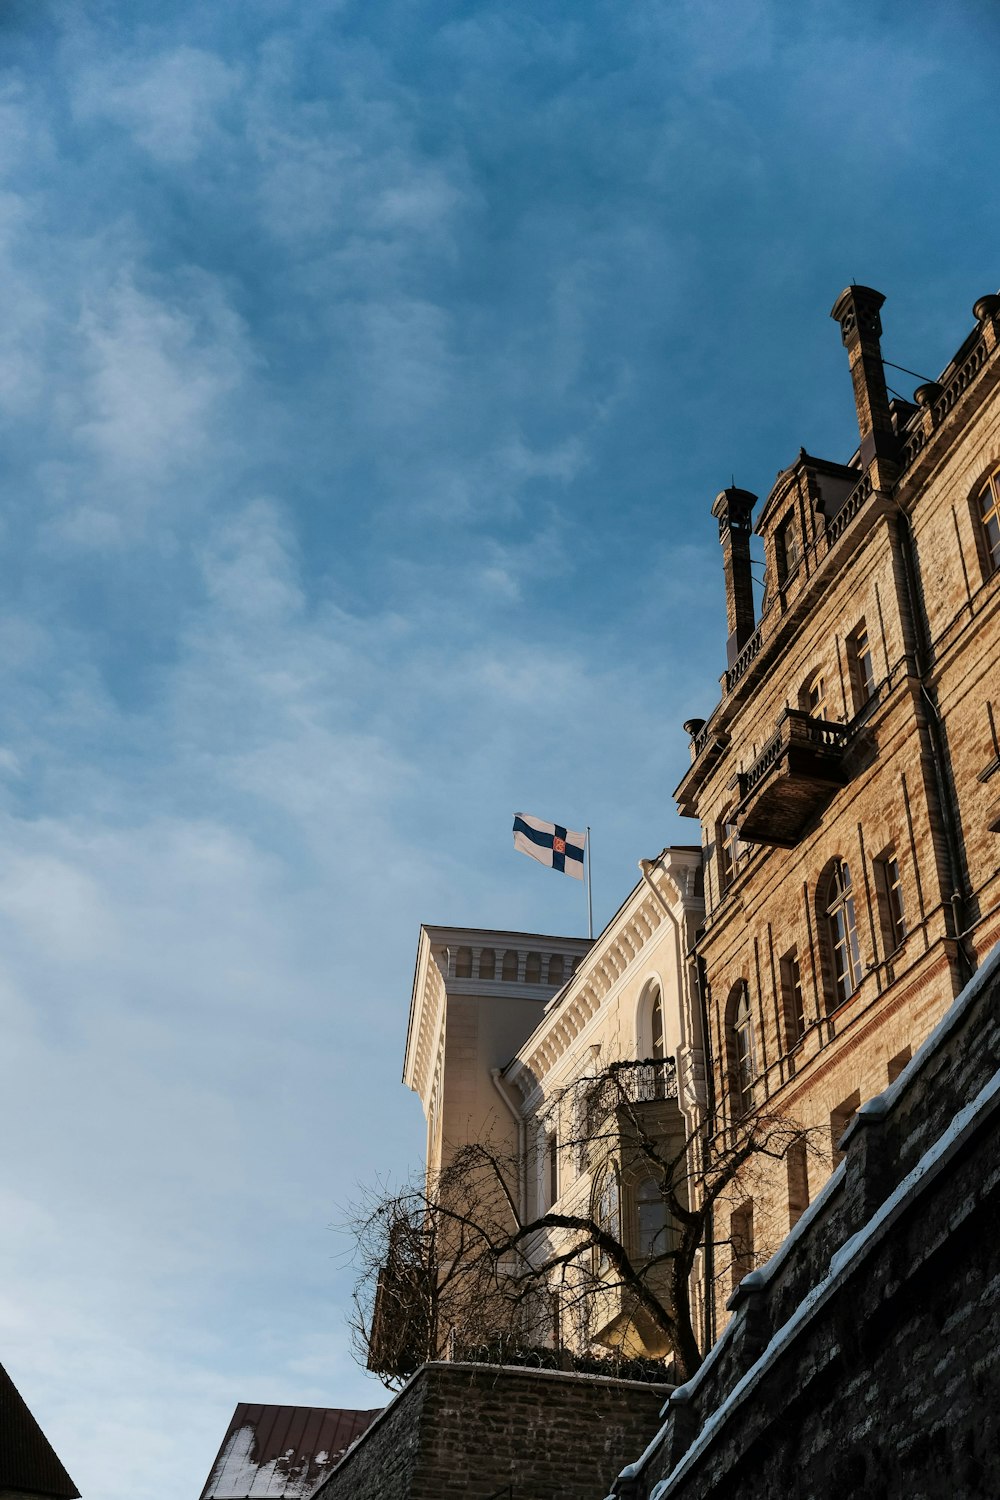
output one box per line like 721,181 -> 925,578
582,1059 -> 679,1141
733,708 -> 850,847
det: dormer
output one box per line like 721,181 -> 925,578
755,451 -> 859,613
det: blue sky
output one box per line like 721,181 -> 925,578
0,2 -> 998,1495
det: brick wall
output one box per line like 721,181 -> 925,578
607,941 -> 1000,1500
312,1363 -> 670,1500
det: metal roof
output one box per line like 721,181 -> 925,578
199,1403 -> 381,1499
0,1360 -> 80,1498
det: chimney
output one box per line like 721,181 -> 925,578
829,285 -> 898,485
711,486 -> 757,667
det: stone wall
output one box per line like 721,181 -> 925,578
606,941 -> 1000,1500
312,1363 -> 670,1500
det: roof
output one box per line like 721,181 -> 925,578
199,1404 -> 381,1499
0,1361 -> 79,1498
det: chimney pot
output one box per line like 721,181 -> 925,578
830,285 -> 898,480
711,487 -> 757,668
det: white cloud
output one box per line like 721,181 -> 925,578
74,276 -> 249,486
73,46 -> 241,165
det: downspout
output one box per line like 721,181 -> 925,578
691,946 -> 716,1351
639,857 -> 716,1355
889,498 -> 976,978
491,1068 -> 527,1222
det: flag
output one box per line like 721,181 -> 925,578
513,813 -> 586,880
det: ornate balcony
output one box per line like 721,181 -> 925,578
582,1059 -> 679,1142
734,708 -> 850,847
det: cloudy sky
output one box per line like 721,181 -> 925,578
1,1 -> 998,1495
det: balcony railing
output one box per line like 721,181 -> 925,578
734,709 -> 851,847
582,1058 -> 678,1138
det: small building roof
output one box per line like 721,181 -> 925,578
0,1360 -> 80,1498
199,1403 -> 381,1500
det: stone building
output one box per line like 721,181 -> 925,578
605,928 -> 1000,1500
674,283 -> 1000,1331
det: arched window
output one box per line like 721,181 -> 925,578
547,954 -> 564,986
455,946 -> 473,978
525,952 -> 542,984
501,950 -> 519,981
478,948 -> 496,980
727,981 -> 756,1116
974,466 -> 1000,577
591,1161 -> 621,1273
800,670 -> 826,719
650,987 -> 665,1059
636,1177 -> 671,1260
822,859 -> 862,1009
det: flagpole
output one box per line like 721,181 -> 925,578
585,826 -> 593,940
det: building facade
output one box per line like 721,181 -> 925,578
674,284 -> 1000,1329
399,851 -> 706,1366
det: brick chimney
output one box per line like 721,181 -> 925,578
829,285 -> 898,486
711,486 -> 757,668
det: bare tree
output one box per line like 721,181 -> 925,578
347,1061 -> 821,1387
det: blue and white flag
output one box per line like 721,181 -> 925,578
513,813 -> 586,880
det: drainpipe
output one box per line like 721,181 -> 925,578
491,1068 -> 527,1222
889,498 -> 975,978
639,856 -> 716,1354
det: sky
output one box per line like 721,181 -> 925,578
0,1 -> 998,1495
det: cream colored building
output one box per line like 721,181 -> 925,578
402,847 -> 706,1359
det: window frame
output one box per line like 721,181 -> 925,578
775,512 -> 802,586
635,1176 -> 672,1262
974,467 -> 1000,579
801,669 -> 827,719
591,1159 -> 622,1274
779,946 -> 806,1051
727,981 -> 757,1117
874,849 -> 907,954
847,620 -> 876,711
822,859 -> 863,1010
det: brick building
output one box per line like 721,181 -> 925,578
674,283 -> 1000,1327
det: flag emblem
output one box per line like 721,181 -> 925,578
513,813 -> 586,880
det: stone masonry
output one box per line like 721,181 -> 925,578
673,284 -> 1000,1324
312,1362 -> 671,1500
604,940 -> 1000,1500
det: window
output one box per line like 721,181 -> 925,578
801,670 -> 827,719
727,981 -> 756,1116
718,811 -> 746,890
636,1177 -> 671,1259
775,513 -> 802,584
525,951 -> 542,984
545,1130 -> 559,1208
975,468 -> 1000,577
874,850 -> 907,953
546,953 -> 564,986
501,950 -> 519,981
650,987 -> 665,1059
455,946 -> 473,978
730,1201 -> 755,1290
591,1161 -> 621,1273
847,621 -> 876,710
779,947 -> 806,1050
786,1139 -> 809,1230
822,859 -> 862,1009
830,1090 -> 861,1163
479,948 -> 496,980
887,1047 -> 911,1084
